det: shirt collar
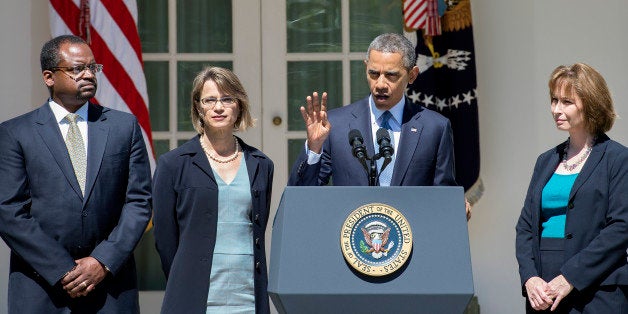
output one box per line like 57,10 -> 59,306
369,95 -> 405,127
48,99 -> 89,124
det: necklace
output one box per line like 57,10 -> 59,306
199,135 -> 240,163
561,137 -> 595,171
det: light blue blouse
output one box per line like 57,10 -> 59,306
206,160 -> 255,313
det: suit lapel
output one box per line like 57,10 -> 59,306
347,99 -> 373,185
34,104 -> 83,198
348,99 -> 375,157
243,140 -> 261,189
84,104 -> 108,204
569,136 -> 606,200
534,148 -> 561,200
391,101 -> 423,185
190,136 -> 218,186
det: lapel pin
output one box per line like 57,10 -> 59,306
411,127 -> 417,132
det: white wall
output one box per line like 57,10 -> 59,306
0,1 -> 50,312
469,1 -> 628,313
1,1 -> 627,313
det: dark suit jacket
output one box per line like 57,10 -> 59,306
0,103 -> 152,313
288,96 -> 457,186
516,134 -> 628,294
153,136 -> 273,314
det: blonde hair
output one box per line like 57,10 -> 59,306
190,67 -> 255,134
548,63 -> 616,134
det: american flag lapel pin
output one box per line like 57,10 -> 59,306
411,127 -> 418,133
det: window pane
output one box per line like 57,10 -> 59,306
287,138 -> 305,174
287,0 -> 341,52
287,61 -> 342,131
138,0 -> 168,53
177,62 -> 233,131
350,60 -> 370,103
177,0 -> 232,53
349,0 -> 402,52
145,62 -> 169,131
153,140 -> 171,158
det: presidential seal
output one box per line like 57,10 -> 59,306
340,203 -> 412,276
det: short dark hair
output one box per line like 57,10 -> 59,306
548,63 -> 616,134
40,35 -> 87,72
366,33 -> 417,69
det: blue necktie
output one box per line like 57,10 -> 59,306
378,111 -> 394,186
381,110 -> 393,130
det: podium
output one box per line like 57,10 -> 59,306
269,186 -> 474,313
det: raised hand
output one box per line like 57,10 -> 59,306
300,91 -> 331,154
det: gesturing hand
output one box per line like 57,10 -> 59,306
525,276 -> 553,311
300,91 -> 331,154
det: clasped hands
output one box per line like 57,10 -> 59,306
60,257 -> 108,298
525,275 -> 574,311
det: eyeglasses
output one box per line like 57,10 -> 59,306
200,96 -> 237,108
51,63 -> 103,76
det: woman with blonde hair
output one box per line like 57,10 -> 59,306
153,67 -> 273,313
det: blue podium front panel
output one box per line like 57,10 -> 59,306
269,186 -> 474,314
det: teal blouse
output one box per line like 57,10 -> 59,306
540,173 -> 578,238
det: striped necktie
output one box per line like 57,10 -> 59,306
65,113 -> 86,195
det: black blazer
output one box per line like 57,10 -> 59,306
288,96 -> 457,186
153,135 -> 273,314
516,134 -> 628,294
0,103 -> 152,313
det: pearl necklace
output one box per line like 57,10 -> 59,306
199,135 -> 240,163
562,137 -> 595,171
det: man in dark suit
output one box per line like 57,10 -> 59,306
0,35 -> 151,313
288,33 -> 468,217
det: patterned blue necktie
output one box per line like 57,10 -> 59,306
381,110 -> 393,130
378,111 -> 394,186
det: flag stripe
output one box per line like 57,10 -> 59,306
49,0 -> 81,34
88,1 -> 149,107
404,0 -> 427,30
424,0 -> 441,36
99,0 -> 142,61
88,31 -> 153,144
48,0 -> 155,172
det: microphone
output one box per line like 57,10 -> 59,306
348,129 -> 368,171
376,128 -> 394,161
348,129 -> 367,160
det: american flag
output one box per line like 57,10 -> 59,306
48,0 -> 155,172
404,0 -> 441,36
405,0 -> 483,204
403,0 -> 427,30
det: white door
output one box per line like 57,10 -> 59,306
137,0 -> 402,311
261,0 -> 402,207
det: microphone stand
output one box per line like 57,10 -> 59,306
368,155 -> 378,186
348,129 -> 392,186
